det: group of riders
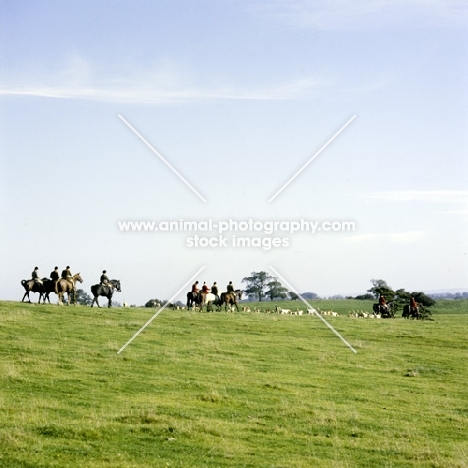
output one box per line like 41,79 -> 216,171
24,266 -> 117,306
377,293 -> 420,318
29,266 -> 111,293
188,280 -> 238,309
30,265 -> 75,293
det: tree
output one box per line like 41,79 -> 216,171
289,291 -> 300,301
392,288 -> 436,308
75,289 -> 92,306
412,291 -> 436,308
367,279 -> 395,301
145,299 -> 162,308
266,280 -> 289,301
354,293 -> 374,300
242,271 -> 273,302
302,292 -> 319,300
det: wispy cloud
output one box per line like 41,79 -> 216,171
0,57 -> 321,104
437,209 -> 468,215
364,190 -> 468,204
250,0 -> 468,31
344,230 -> 427,244
0,78 -> 321,103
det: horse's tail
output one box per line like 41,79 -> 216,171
55,279 -> 60,294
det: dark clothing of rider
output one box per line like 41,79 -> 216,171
50,269 -> 59,282
31,268 -> 43,285
227,282 -> 234,293
211,284 -> 218,296
100,274 -> 109,284
61,268 -> 72,280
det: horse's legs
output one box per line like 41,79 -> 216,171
108,295 -> 112,308
22,291 -> 29,302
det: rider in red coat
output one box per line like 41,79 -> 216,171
379,294 -> 386,306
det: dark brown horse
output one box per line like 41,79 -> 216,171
187,291 -> 203,308
373,301 -> 394,318
402,304 -> 420,320
220,289 -> 242,312
90,280 -> 121,308
56,273 -> 83,305
21,279 -> 46,303
42,279 -> 57,304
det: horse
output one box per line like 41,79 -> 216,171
373,301 -> 394,318
202,293 -> 222,312
187,291 -> 203,308
56,273 -> 83,305
402,304 -> 420,320
90,280 -> 121,308
41,279 -> 57,304
21,279 -> 46,303
220,289 -> 242,312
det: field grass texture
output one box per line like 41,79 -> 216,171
1,299 -> 467,467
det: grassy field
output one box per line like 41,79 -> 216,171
0,299 -> 467,467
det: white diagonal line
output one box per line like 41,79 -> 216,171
269,266 -> 357,353
118,114 -> 207,203
268,115 -> 356,202
117,265 -> 206,354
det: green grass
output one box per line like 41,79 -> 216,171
1,299 -> 467,467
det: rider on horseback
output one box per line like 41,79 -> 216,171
57,266 -> 74,293
227,281 -> 234,293
201,282 -> 210,303
379,294 -> 386,307
50,266 -> 59,282
410,296 -> 419,314
31,267 -> 43,285
61,266 -> 73,281
211,282 -> 219,297
100,270 -> 110,286
50,266 -> 59,293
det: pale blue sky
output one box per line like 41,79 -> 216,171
1,1 -> 467,304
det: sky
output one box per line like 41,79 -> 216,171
1,0 -> 467,305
